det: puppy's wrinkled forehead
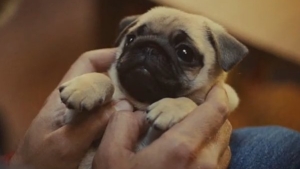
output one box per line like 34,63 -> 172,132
128,7 -> 208,40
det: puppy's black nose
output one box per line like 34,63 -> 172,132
144,47 -> 158,56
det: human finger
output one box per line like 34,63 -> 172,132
93,111 -> 146,169
155,84 -> 229,157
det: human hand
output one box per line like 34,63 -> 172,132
10,48 -> 133,169
93,83 -> 232,169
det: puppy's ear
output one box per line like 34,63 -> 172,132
119,15 -> 139,32
114,15 -> 139,46
208,27 -> 248,71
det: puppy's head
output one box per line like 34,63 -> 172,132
111,7 -> 248,104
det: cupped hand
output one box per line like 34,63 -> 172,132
93,83 -> 232,169
10,48 -> 133,169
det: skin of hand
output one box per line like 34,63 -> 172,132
9,48 -> 134,169
93,83 -> 232,169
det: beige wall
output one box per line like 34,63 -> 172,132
153,0 -> 300,131
153,0 -> 300,65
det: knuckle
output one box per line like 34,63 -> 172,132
217,102 -> 229,114
174,143 -> 195,158
213,102 -> 229,117
164,137 -> 196,160
45,135 -> 73,159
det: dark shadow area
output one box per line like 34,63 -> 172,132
97,0 -> 157,48
0,108 -> 6,155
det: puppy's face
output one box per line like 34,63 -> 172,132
112,7 -> 248,104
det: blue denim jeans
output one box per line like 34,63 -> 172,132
229,126 -> 300,169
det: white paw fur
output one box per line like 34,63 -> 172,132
223,83 -> 239,112
146,97 -> 197,130
59,73 -> 114,111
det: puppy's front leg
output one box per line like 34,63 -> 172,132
145,84 -> 239,130
146,97 -> 197,130
59,73 -> 114,123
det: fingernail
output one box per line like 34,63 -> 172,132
114,100 -> 133,111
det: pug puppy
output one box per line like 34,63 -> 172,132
59,6 -> 248,169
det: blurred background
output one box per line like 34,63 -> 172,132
0,0 -> 299,153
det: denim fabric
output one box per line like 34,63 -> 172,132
229,126 -> 300,169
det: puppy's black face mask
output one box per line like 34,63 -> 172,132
116,25 -> 204,104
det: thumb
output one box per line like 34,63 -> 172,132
96,110 -> 146,160
53,100 -> 133,152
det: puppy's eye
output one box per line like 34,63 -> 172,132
176,45 -> 194,63
125,35 -> 136,46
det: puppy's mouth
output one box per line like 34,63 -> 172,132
116,37 -> 186,104
120,64 -> 169,103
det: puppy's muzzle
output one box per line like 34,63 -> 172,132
117,36 -> 184,103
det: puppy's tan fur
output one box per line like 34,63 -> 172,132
59,7 -> 247,169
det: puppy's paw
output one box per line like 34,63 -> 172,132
146,97 -> 197,130
59,73 -> 114,111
